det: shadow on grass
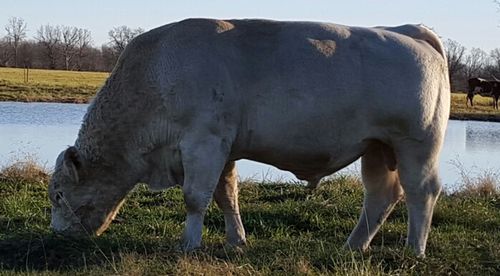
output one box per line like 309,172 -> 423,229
0,229 -> 178,272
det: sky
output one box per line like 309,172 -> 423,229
1,0 -> 500,52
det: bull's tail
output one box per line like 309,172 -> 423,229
381,24 -> 446,61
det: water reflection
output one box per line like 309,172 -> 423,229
1,101 -> 499,190
466,123 -> 500,152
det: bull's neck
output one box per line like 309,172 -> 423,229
74,78 -> 136,165
75,93 -> 113,164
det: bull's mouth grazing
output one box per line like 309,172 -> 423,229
53,225 -> 88,237
50,215 -> 90,237
51,199 -> 126,237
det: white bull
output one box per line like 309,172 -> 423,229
49,19 -> 450,257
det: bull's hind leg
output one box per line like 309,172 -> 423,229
346,141 -> 403,251
179,135 -> 230,251
214,161 -> 246,246
395,140 -> 442,257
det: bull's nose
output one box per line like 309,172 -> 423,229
51,225 -> 87,237
50,223 -> 70,235
50,220 -> 87,237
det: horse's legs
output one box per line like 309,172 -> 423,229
466,93 -> 474,107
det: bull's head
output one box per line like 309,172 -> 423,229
49,146 -> 128,237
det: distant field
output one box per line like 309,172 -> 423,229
451,93 -> 500,121
0,67 -> 108,103
1,67 -> 500,121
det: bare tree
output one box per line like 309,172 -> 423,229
18,40 -> 35,68
100,44 -> 116,71
487,48 -> 500,78
77,46 -> 102,71
36,24 -> 61,69
444,39 -> 466,91
108,26 -> 143,56
61,26 -> 80,70
4,17 -> 27,67
75,28 -> 92,70
464,48 -> 488,80
0,37 -> 11,66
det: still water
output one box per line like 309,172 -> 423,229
1,101 -> 499,190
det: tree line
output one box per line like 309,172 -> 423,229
445,39 -> 500,92
0,17 -> 143,72
1,16 -> 500,92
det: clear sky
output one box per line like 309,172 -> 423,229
1,0 -> 499,52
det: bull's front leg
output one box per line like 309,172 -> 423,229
179,135 -> 229,251
214,161 -> 246,246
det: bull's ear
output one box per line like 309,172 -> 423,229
63,146 -> 81,183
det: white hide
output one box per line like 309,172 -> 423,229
50,19 -> 450,257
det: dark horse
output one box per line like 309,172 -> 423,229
467,77 -> 500,109
467,78 -> 492,107
492,81 -> 500,109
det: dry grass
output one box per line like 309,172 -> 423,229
449,159 -> 499,197
455,170 -> 499,197
0,154 -> 49,183
174,254 -> 259,276
0,67 -> 107,88
450,93 -> 500,121
0,67 -> 108,103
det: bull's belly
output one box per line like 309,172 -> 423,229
231,141 -> 367,182
229,103 -> 377,181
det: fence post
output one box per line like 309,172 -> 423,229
23,66 -> 29,83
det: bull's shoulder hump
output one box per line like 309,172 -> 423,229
168,18 -> 351,37
134,18 -> 235,44
173,18 -> 236,33
377,24 -> 446,59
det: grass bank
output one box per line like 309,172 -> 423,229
0,67 -> 108,103
0,161 -> 498,275
450,93 -> 500,122
1,67 -> 500,121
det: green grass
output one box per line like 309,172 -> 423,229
1,67 -> 500,121
0,67 -> 108,103
0,163 -> 498,275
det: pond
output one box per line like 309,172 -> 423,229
1,101 -> 499,190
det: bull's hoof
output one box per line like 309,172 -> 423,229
177,245 -> 204,254
227,236 -> 246,247
343,242 -> 370,253
224,243 -> 246,255
178,241 -> 204,253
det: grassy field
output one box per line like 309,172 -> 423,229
0,67 -> 108,103
0,160 -> 498,275
451,93 -> 500,121
1,67 -> 500,121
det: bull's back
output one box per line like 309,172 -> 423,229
203,20 -> 448,142
130,19 -> 449,171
